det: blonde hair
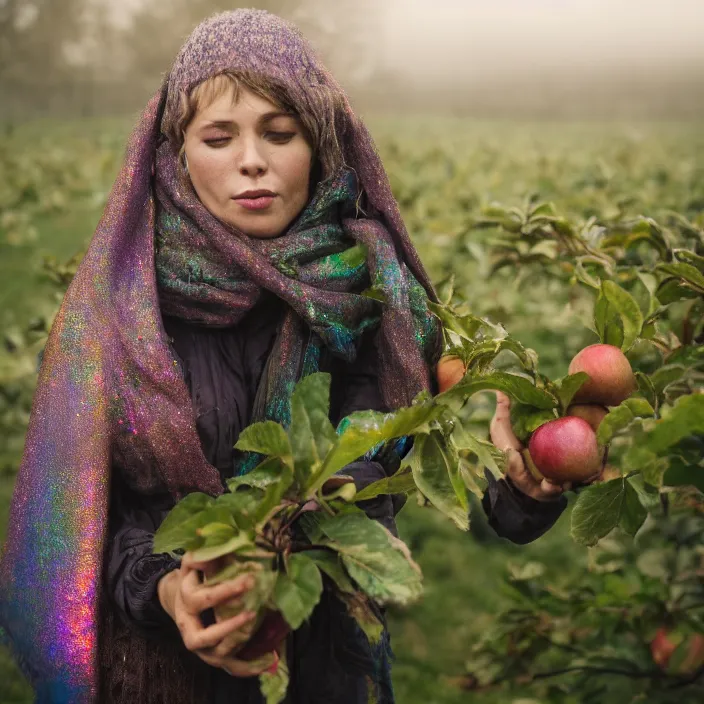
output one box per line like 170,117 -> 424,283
168,69 -> 347,182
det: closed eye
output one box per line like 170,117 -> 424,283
266,131 -> 296,143
203,137 -> 230,147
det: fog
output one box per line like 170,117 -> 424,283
379,0 -> 704,76
2,0 -> 703,119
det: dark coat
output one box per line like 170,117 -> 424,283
104,294 -> 566,703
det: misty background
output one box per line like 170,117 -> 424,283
1,0 -> 703,120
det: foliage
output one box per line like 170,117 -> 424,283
1,119 -> 703,703
462,509 -> 704,703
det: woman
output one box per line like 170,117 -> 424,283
0,9 -> 570,704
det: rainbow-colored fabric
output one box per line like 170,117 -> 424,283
0,9 -> 439,703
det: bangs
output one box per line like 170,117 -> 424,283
170,69 -> 347,181
190,72 -> 286,115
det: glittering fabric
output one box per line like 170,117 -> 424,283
155,158 -> 438,449
0,9 -> 440,703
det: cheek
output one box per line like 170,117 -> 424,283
278,148 -> 313,196
188,148 -> 233,196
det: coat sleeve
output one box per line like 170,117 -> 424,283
334,331 -> 567,544
480,469 -> 567,544
104,481 -> 181,638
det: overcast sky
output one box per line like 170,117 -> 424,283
113,0 -> 704,80
379,0 -> 704,77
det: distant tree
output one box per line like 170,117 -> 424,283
0,0 -> 89,115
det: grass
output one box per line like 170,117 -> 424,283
2,114 -> 701,703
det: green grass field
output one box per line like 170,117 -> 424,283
1,116 -> 702,703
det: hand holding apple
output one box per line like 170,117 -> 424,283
490,391 -> 573,501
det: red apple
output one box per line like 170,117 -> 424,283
650,628 -> 677,669
566,403 -> 609,432
436,355 -> 466,393
527,416 -> 602,484
679,633 -> 704,674
568,344 -> 636,407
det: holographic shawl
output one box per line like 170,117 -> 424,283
0,9 -> 440,703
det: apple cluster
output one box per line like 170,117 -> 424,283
527,344 -> 636,484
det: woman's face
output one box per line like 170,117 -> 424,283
182,85 -> 314,239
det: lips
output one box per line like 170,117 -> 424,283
232,189 -> 276,211
234,189 -> 276,199
234,194 -> 276,211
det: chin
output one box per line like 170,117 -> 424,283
224,215 -> 284,239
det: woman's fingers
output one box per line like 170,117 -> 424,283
180,610 -> 256,653
490,392 -> 522,452
540,478 -> 569,497
211,613 -> 257,656
180,567 -> 255,614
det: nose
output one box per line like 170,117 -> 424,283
238,135 -> 268,177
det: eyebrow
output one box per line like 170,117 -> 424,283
200,111 -> 297,129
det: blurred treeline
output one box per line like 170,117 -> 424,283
0,0 -> 376,120
2,0 -> 704,121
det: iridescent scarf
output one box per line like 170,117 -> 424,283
155,147 -> 438,443
0,9 -> 440,703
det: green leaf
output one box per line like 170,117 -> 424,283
600,280 -> 643,351
354,467 -> 417,502
643,394 -> 704,454
594,289 -> 619,345
406,431 -> 468,530
435,274 -> 456,306
570,478 -> 625,546
619,481 -> 647,536
227,457 -> 292,493
190,531 -> 254,563
153,492 -> 215,553
674,248 -> 704,273
289,373 -> 337,487
529,201 -> 555,218
656,278 -> 700,304
509,403 -> 557,445
462,337 -> 538,374
314,512 -> 423,605
273,553 -> 323,630
252,463 -> 295,526
428,301 -> 482,341
303,548 -> 356,594
337,591 -> 385,644
650,365 -> 687,395
656,262 -> 704,293
623,446 -> 667,487
662,458 -> 704,494
452,421 -> 507,479
554,372 -> 590,412
260,653 -> 290,704
635,371 -> 657,410
596,398 -> 654,445
309,403 -> 443,493
234,420 -> 292,463
214,489 -> 264,530
437,371 -> 557,411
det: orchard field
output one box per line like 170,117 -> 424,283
1,116 -> 703,703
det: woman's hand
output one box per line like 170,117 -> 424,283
157,552 -> 278,677
490,391 -> 602,501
